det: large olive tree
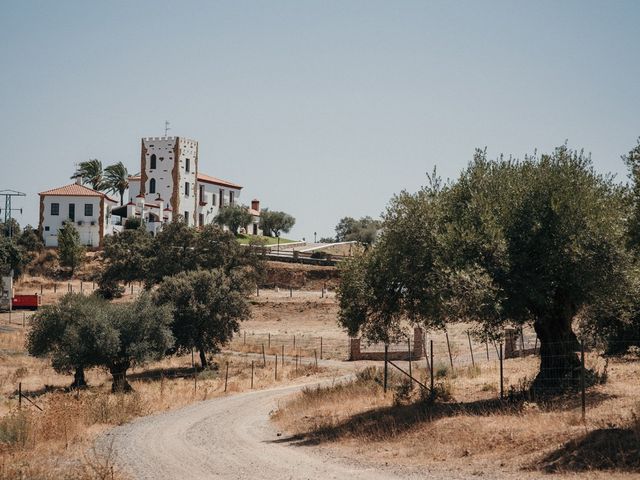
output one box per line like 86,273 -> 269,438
339,146 -> 632,393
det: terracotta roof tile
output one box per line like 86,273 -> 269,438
39,183 -> 117,203
197,173 -> 242,189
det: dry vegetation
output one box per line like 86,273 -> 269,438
0,291 -> 339,479
273,356 -> 640,479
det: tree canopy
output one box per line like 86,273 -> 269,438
104,162 -> 129,206
338,145 -> 635,393
71,159 -> 105,191
155,269 -> 251,368
58,222 -> 85,274
214,204 -> 253,235
259,209 -> 295,237
334,216 -> 381,245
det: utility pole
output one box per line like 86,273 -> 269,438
0,190 -> 26,238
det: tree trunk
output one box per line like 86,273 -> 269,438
532,298 -> 583,394
199,348 -> 208,369
70,367 -> 87,389
110,361 -> 133,393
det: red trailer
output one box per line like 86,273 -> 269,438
11,294 -> 41,310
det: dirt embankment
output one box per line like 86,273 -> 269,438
260,262 -> 340,290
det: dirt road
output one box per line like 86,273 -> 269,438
99,370 -> 489,480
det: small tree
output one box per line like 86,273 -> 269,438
214,204 -> 253,235
58,222 -> 85,274
259,209 -> 295,237
17,225 -> 44,253
27,293 -> 113,388
0,237 -> 26,278
156,269 -> 251,368
103,294 -> 174,392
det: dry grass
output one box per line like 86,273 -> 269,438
273,357 -> 640,479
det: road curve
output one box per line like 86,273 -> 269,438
98,378 -> 421,480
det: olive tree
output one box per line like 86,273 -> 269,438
214,204 -> 253,235
339,146 -> 631,393
27,293 -> 113,388
259,209 -> 295,237
156,269 -> 251,368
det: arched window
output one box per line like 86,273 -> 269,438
149,178 -> 156,194
150,154 -> 157,169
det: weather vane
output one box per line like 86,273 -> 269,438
164,121 -> 171,137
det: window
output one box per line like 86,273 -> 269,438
185,158 -> 190,172
50,203 -> 59,216
229,191 -> 234,205
149,178 -> 156,194
199,185 -> 205,204
44,226 -> 50,232
219,189 -> 224,207
84,203 -> 93,217
185,182 -> 190,197
150,154 -> 157,169
211,194 -> 217,206
184,211 -> 189,226
199,213 -> 204,227
68,203 -> 75,222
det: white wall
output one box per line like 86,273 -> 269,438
142,136 -> 198,226
41,195 -> 113,247
195,182 -> 242,227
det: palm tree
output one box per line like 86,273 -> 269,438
104,162 -> 129,205
71,159 -> 104,191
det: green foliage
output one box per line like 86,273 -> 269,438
259,209 -> 296,237
0,236 -> 26,277
71,159 -> 104,191
99,227 -> 152,287
57,222 -> 85,274
335,216 -> 381,245
214,204 -> 253,235
145,221 -> 197,285
155,269 -> 251,368
318,237 -> 335,243
338,144 -> 632,391
0,218 -> 21,238
27,293 -> 113,387
103,162 -> 129,205
17,225 -> 44,253
27,293 -> 173,391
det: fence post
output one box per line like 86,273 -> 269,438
54,283 -> 57,293
467,332 -> 475,367
224,362 -> 229,392
295,354 -> 298,372
384,344 -> 389,393
80,281 -> 83,293
251,360 -> 254,389
499,342 -> 504,400
244,331 -> 246,345
293,335 -> 296,350
485,336 -> 490,361
445,332 -> 454,370
520,328 -> 525,358
314,349 -> 318,370
268,333 -> 271,349
18,382 -> 21,409
430,340 -> 434,392
281,344 -> 285,367
320,337 -> 323,359
289,286 -> 292,298
408,337 -> 413,388
275,355 -> 278,380
581,340 -> 586,422
22,312 -> 25,328
262,344 -> 266,367
256,285 -> 260,297
40,285 -> 43,295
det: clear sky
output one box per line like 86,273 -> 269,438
1,0 -> 639,240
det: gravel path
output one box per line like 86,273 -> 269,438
99,379 -> 420,480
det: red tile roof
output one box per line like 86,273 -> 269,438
197,173 -> 242,189
39,183 -> 117,203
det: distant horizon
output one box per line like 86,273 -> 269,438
2,1 -> 639,240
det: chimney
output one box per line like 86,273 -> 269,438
75,177 -> 82,185
251,199 -> 260,212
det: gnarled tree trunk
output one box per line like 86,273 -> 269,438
110,361 -> 133,393
199,348 -> 208,369
70,367 -> 87,389
532,296 -> 584,394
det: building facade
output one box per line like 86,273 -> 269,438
38,183 -> 118,247
124,136 -> 262,235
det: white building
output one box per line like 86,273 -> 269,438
121,136 -> 262,235
38,183 -> 118,247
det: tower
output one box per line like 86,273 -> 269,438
139,136 -> 199,225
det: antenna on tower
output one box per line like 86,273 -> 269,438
164,121 -> 171,137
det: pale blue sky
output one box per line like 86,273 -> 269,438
1,0 -> 639,240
